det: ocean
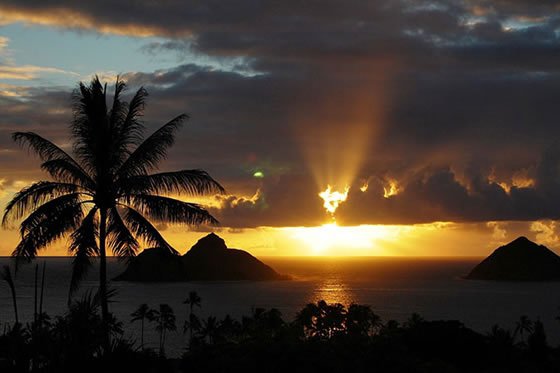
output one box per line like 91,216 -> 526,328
1,256 -> 560,357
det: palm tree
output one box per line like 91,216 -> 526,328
183,290 -> 201,341
295,302 -> 320,339
130,303 -> 156,350
347,303 -> 382,337
2,76 -> 224,346
201,316 -> 218,344
184,313 -> 202,347
514,315 -> 534,344
153,304 -> 176,356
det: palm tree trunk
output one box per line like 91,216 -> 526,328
99,208 -> 110,349
10,281 -> 18,326
141,317 -> 144,350
34,264 -> 38,326
39,262 -> 46,325
189,306 -> 193,344
159,321 -> 164,355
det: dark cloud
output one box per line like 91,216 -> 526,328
2,1 -> 560,226
210,146 -> 560,227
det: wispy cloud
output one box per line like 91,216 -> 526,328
0,82 -> 29,97
0,6 -> 167,37
0,36 -> 8,53
0,64 -> 78,80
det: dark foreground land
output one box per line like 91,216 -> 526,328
1,296 -> 559,373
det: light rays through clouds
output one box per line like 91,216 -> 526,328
2,1 -> 560,254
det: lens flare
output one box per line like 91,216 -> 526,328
319,185 -> 350,215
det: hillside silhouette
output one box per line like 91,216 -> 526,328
115,233 -> 288,281
466,236 -> 560,281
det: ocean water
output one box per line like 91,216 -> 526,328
1,256 -> 560,357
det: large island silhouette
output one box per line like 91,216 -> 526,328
115,233 -> 288,281
466,236 -> 560,281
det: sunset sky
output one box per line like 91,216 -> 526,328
1,1 -> 560,256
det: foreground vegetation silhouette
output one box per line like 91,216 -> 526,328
1,76 -> 224,347
1,294 -> 559,373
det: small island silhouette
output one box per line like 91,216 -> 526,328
115,233 -> 288,282
466,236 -> 560,281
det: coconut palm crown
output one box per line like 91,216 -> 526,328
2,76 -> 224,325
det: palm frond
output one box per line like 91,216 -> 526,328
13,199 -> 84,263
109,76 -> 127,130
118,169 -> 225,196
12,131 -> 94,190
71,76 -> 112,174
19,193 -> 83,237
107,207 -> 139,261
121,206 -> 177,254
2,181 -> 81,227
124,194 -> 219,226
13,132 -> 74,162
116,114 -> 188,179
40,158 -> 95,190
118,85 -> 147,147
68,207 -> 98,297
109,77 -> 134,164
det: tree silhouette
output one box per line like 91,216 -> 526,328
527,319 -> 548,359
347,303 -> 382,337
153,304 -> 176,356
487,324 -> 514,356
514,315 -> 533,344
404,312 -> 424,329
216,314 -> 241,343
183,290 -> 202,346
295,301 -> 347,339
201,316 -> 218,345
2,76 -> 224,347
130,303 -> 156,350
295,302 -> 320,338
184,313 -> 202,347
241,307 -> 283,339
183,291 -> 202,343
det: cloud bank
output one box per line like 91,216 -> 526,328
2,0 -> 560,227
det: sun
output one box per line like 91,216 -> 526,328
284,184 -> 405,255
288,223 -> 402,255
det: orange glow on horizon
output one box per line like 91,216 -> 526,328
287,223 -> 410,255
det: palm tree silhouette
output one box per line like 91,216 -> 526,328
514,315 -> 534,344
318,300 -> 345,339
183,290 -> 202,344
2,76 -> 224,347
201,316 -> 218,344
154,303 -> 176,356
130,303 -> 156,350
347,303 -> 382,337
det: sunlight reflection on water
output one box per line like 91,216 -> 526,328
311,277 -> 355,305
